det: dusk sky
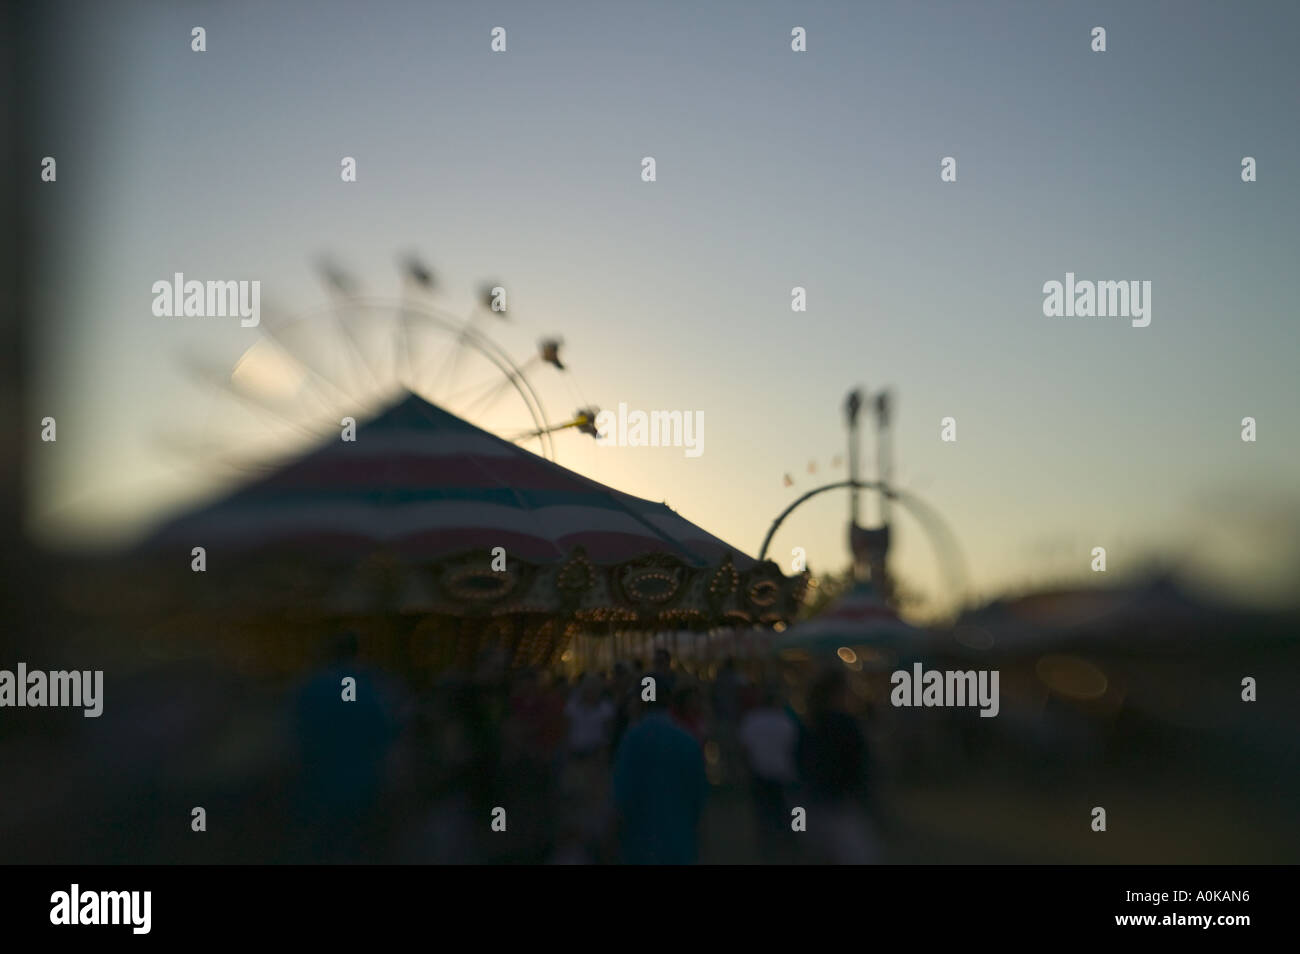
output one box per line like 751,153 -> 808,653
28,0 -> 1300,616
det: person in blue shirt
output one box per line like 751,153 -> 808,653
292,630 -> 402,862
611,682 -> 709,865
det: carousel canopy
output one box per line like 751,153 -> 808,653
138,392 -> 803,627
146,393 -> 753,566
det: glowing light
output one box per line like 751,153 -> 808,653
837,647 -> 858,664
230,340 -> 306,402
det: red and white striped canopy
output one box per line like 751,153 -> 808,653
778,581 -> 919,649
143,392 -> 756,569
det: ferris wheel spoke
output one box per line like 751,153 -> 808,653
467,350 -> 541,407
314,258 -> 379,396
395,261 -> 437,390
394,304 -> 418,391
332,308 -> 384,396
463,350 -> 542,417
179,349 -> 329,443
416,316 -> 474,403
192,264 -> 575,464
259,319 -> 356,410
435,342 -> 470,404
439,365 -> 524,411
464,375 -> 519,417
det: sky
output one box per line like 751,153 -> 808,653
26,0 -> 1300,617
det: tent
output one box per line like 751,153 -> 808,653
773,580 -> 924,666
124,393 -> 805,668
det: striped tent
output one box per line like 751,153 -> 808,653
138,392 -> 803,632
775,580 -> 923,661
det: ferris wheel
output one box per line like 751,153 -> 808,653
172,255 -> 601,476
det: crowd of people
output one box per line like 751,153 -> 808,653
289,634 -> 882,864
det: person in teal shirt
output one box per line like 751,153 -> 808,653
612,686 -> 709,864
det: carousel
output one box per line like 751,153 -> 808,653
66,258 -> 807,676
123,391 -> 806,674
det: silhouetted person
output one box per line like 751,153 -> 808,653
739,684 -> 800,860
797,666 -> 877,863
649,648 -> 676,698
564,673 -> 615,758
711,656 -> 747,783
292,630 -> 400,862
612,687 -> 708,864
712,657 -> 744,726
608,661 -> 638,754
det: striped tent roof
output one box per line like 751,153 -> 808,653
142,392 -> 757,570
776,580 -> 920,652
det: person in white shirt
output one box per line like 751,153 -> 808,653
738,685 -> 800,859
565,674 -> 615,757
